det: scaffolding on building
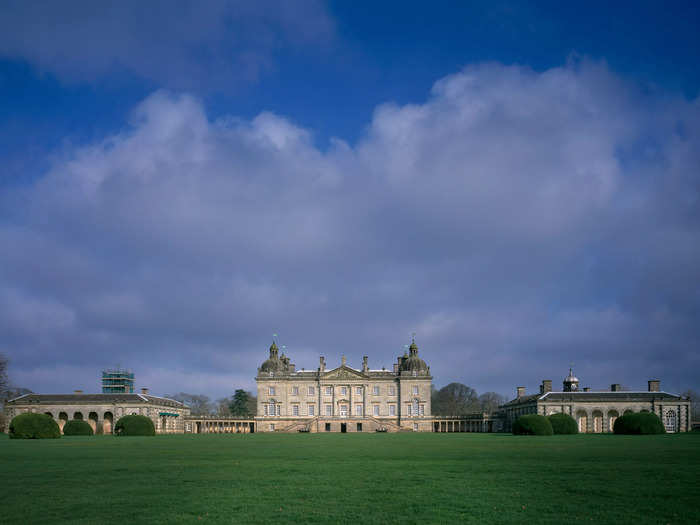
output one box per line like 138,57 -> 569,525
101,368 -> 135,393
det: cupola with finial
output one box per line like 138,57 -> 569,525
399,335 -> 429,374
563,367 -> 580,392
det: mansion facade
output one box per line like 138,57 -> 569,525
255,340 -> 433,432
501,370 -> 691,433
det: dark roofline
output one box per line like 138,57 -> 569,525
5,393 -> 186,407
501,390 -> 685,407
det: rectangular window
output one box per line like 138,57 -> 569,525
270,424 -> 275,431
293,405 -> 299,416
357,423 -> 363,432
292,386 -> 299,396
340,405 -> 348,417
325,423 -> 331,432
308,386 -> 315,396
389,405 -> 396,416
308,404 -> 315,416
356,386 -> 362,395
373,386 -> 380,395
264,405 -> 269,416
276,405 -> 281,416
373,405 -> 380,416
413,423 -> 418,432
325,404 -> 332,416
325,386 -> 332,395
355,404 -> 363,416
268,386 -> 275,396
419,405 -> 425,416
412,386 -> 419,395
389,386 -> 396,396
340,386 -> 347,396
407,405 -> 412,416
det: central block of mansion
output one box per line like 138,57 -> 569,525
255,340 -> 433,432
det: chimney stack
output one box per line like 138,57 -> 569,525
516,386 -> 526,399
648,380 -> 660,392
319,356 -> 326,372
73,390 -> 83,394
393,363 -> 399,373
540,380 -> 552,394
141,388 -> 149,395
611,384 -> 621,392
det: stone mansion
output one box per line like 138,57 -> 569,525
4,342 -> 692,434
255,340 -> 433,432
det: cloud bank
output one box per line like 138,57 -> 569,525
2,60 -> 699,398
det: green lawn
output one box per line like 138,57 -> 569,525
1,432 -> 699,524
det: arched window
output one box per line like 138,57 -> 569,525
665,410 -> 677,432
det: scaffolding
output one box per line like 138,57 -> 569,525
101,368 -> 135,393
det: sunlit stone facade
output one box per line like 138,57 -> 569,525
255,340 -> 433,432
501,371 -> 691,433
4,390 -> 189,434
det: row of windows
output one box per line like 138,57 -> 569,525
267,385 -> 420,396
270,423 -> 421,431
263,403 -> 425,417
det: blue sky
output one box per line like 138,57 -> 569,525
1,1 -> 699,399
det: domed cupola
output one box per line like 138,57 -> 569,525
260,341 -> 284,373
563,367 -> 579,392
399,338 -> 429,374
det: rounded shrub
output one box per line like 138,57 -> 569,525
548,413 -> 578,434
512,414 -> 553,435
613,412 -> 665,434
114,414 -> 156,436
9,413 -> 61,439
63,419 -> 94,436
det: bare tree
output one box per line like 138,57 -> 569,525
166,392 -> 213,416
0,353 -> 7,397
478,392 -> 507,414
432,383 -> 480,416
682,389 -> 699,422
0,354 -> 9,432
215,397 -> 232,417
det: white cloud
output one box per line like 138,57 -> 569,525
2,60 -> 699,398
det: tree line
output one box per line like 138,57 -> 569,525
166,389 -> 257,417
431,383 -> 507,416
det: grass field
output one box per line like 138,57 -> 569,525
1,432 -> 699,524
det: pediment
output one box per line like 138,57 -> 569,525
322,366 -> 366,380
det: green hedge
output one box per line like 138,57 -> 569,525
512,414 -> 553,435
63,419 -> 94,436
613,412 -> 665,434
114,415 -> 156,436
548,413 -> 578,434
9,413 -> 61,439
